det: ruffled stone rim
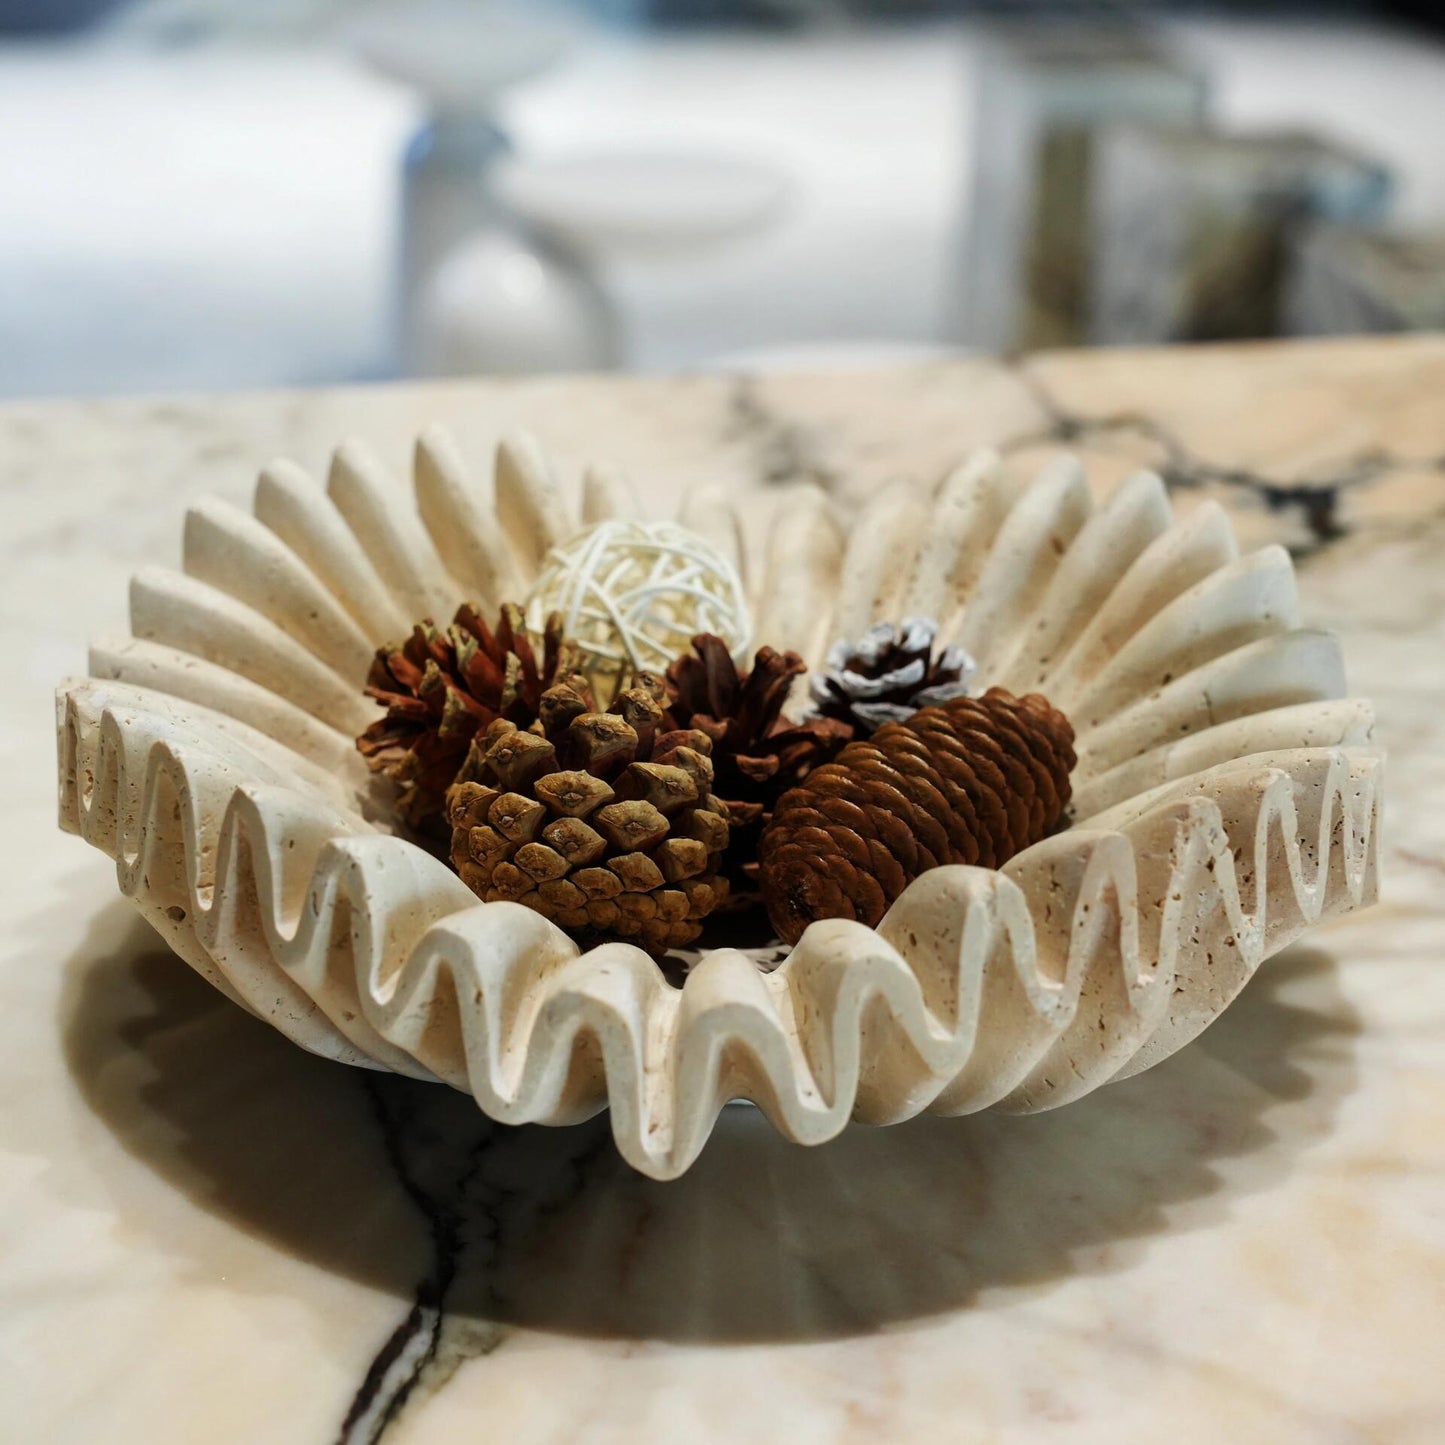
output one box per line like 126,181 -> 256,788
56,432 -> 1381,1178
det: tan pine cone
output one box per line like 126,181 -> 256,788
446,672 -> 731,954
759,687 -> 1076,945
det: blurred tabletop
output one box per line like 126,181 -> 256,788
3,334 -> 1445,1443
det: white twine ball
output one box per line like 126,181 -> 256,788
525,518 -> 751,696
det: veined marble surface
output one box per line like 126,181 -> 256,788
3,336 -> 1444,1443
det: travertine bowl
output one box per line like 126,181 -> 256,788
57,430 -> 1381,1179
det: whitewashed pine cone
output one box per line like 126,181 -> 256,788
56,433 -> 1381,1179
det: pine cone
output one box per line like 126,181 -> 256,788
665,634 -> 852,895
357,603 -> 578,837
810,617 -> 975,733
760,688 -> 1076,945
447,671 -> 731,954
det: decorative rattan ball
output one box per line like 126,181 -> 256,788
525,519 -> 750,698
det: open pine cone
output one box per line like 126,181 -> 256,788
761,687 -> 1076,944
357,603 -> 576,837
810,616 -> 975,734
447,670 -> 731,954
665,633 -> 852,897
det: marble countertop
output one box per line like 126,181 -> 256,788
3,336 -> 1444,1443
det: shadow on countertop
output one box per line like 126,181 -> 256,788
58,900 -> 1362,1347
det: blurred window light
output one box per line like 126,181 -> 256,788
3,1 -> 1445,402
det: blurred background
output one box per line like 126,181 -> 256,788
3,0 -> 1444,399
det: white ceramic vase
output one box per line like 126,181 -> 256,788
56,431 -> 1380,1179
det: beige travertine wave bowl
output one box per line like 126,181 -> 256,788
56,430 -> 1381,1179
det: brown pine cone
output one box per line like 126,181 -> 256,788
665,634 -> 852,897
810,617 -> 975,734
759,687 -> 1076,945
447,671 -> 731,954
357,602 -> 579,837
